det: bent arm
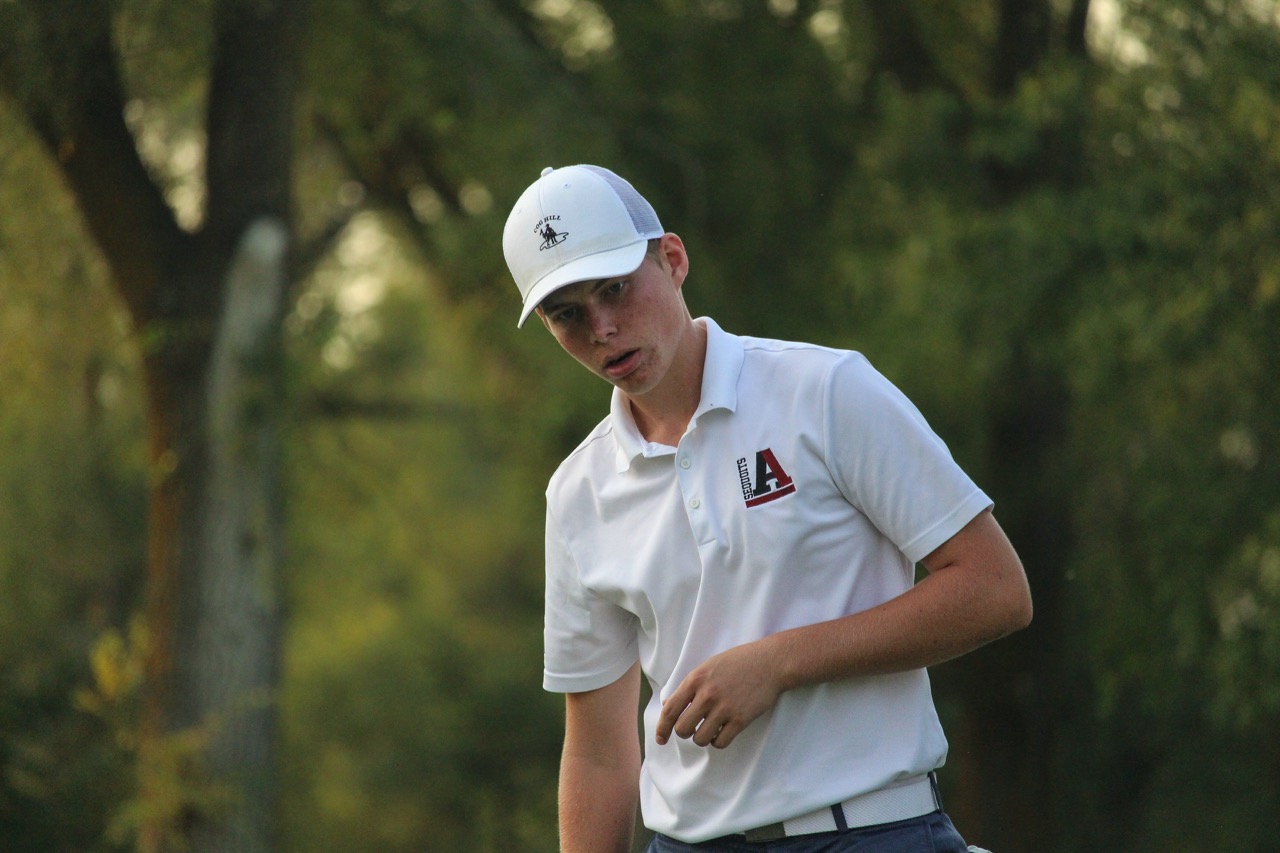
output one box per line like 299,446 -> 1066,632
560,662 -> 643,853
768,508 -> 1032,684
657,509 -> 1031,748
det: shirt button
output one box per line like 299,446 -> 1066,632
680,457 -> 691,469
689,498 -> 701,509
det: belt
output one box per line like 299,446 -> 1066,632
737,773 -> 940,843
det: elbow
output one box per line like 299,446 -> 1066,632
1013,594 -> 1034,633
998,550 -> 1033,635
983,596 -> 1031,648
967,580 -> 1033,650
1006,583 -> 1034,634
985,567 -> 1033,640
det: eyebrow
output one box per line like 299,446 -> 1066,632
538,292 -> 577,314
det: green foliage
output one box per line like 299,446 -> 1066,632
276,207 -> 567,850
0,106 -> 144,853
4,0 -> 1280,850
73,620 -> 255,851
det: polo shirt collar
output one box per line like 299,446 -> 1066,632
610,317 -> 743,472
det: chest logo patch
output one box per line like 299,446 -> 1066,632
736,448 -> 796,508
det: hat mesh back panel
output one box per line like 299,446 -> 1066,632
581,165 -> 662,235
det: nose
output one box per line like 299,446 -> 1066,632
587,304 -> 617,343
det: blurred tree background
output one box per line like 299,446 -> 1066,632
1,0 -> 1278,851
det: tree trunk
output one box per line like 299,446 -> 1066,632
188,220 -> 288,853
143,0 -> 300,843
138,224 -> 288,852
2,2 -> 297,850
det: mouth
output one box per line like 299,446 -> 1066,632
602,349 -> 640,378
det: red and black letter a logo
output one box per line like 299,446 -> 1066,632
744,448 -> 796,508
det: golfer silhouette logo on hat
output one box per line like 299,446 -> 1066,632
539,221 -> 567,250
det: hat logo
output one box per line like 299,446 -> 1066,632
535,216 -> 568,251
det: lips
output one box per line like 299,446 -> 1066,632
602,349 -> 639,378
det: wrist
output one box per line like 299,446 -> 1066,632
762,630 -> 803,694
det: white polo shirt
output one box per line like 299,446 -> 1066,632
543,318 -> 992,842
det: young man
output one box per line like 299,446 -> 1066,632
503,164 -> 1032,852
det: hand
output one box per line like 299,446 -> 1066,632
655,640 -> 784,749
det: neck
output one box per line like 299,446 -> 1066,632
626,318 -> 707,446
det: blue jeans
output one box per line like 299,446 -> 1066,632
644,810 -> 969,852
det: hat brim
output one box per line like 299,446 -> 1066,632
517,240 -> 649,328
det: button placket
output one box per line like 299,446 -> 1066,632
675,446 -> 704,522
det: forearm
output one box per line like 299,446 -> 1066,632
766,563 -> 1028,690
559,663 -> 643,853
558,744 -> 639,853
769,510 -> 1031,688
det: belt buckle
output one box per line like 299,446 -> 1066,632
742,822 -> 786,843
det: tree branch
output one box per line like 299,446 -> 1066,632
299,393 -> 474,422
0,0 -> 188,327
293,204 -> 361,288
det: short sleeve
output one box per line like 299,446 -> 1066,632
824,354 -> 992,563
542,502 -> 640,693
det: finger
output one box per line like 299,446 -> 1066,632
710,720 -> 742,749
656,693 -> 690,745
656,706 -> 677,744
674,700 -> 712,741
692,717 -> 723,747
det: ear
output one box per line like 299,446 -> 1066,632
657,233 -> 690,290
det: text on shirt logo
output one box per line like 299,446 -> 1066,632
736,448 -> 797,508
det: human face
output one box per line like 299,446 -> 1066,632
538,238 -> 693,401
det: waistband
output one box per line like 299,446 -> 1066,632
737,773 -> 941,843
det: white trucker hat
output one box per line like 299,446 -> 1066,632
503,165 -> 664,327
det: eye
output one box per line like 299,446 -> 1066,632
550,306 -> 579,325
604,278 -> 627,296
